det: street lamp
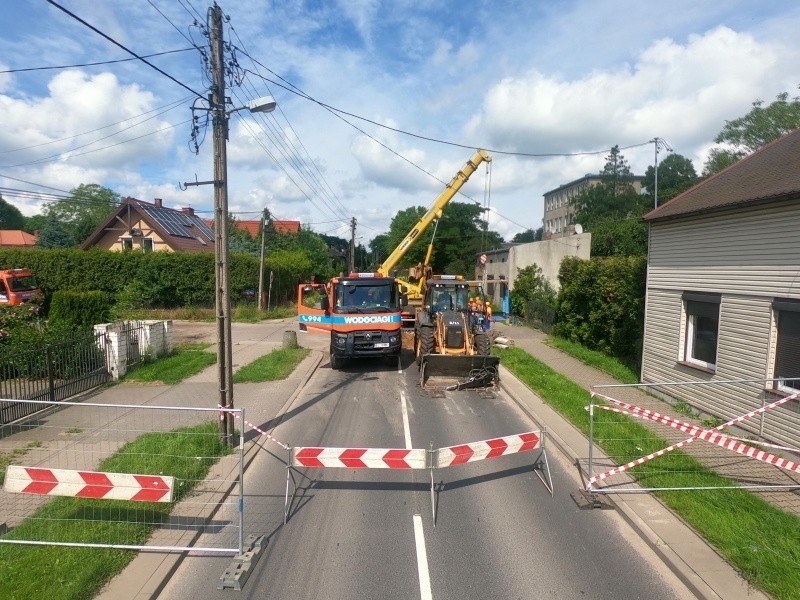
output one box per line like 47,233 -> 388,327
213,94 -> 277,446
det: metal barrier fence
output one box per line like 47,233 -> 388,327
0,332 -> 110,424
0,399 -> 245,554
584,379 -> 800,496
524,299 -> 556,334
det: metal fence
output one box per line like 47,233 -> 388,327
0,332 -> 111,425
525,299 -> 556,333
584,379 -> 800,496
0,400 -> 245,554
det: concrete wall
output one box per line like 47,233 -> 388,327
94,320 -> 173,379
508,233 -> 592,290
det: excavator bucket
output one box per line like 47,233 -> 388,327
419,354 -> 500,390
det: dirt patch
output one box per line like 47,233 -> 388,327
171,321 -> 218,345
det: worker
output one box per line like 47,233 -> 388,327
484,302 -> 493,331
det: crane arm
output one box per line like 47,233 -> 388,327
378,149 -> 491,276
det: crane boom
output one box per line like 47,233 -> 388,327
378,149 -> 491,276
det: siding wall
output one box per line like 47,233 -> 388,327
642,202 -> 800,446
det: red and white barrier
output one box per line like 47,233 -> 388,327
292,447 -> 427,469
434,432 -> 541,468
586,389 -> 800,489
4,466 -> 175,502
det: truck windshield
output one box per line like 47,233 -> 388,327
9,276 -> 38,292
335,282 -> 396,312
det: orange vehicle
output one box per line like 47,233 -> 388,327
298,272 -> 405,369
0,268 -> 43,306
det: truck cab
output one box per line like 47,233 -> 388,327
0,269 -> 43,306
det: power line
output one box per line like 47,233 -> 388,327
46,0 -> 205,99
0,48 -> 196,74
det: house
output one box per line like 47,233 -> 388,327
641,128 -> 800,447
0,230 -> 37,248
476,234 -> 592,308
203,219 -> 302,238
543,173 -> 644,238
81,197 -> 214,252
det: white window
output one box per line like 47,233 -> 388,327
121,237 -> 133,250
141,238 -> 154,253
683,292 -> 720,370
772,299 -> 800,392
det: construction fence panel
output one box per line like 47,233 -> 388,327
0,399 -> 245,554
584,379 -> 800,495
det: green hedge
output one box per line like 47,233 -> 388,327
49,290 -> 114,331
553,255 -> 646,367
0,249 -> 263,308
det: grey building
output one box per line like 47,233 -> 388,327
641,128 -> 800,447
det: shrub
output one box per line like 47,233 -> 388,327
48,290 -> 114,331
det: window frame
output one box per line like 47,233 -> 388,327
681,292 -> 721,372
771,299 -> 800,394
141,238 -> 154,253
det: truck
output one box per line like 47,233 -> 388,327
377,149 -> 492,324
0,268 -> 43,306
297,272 -> 405,369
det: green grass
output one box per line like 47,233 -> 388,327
0,421 -> 231,600
496,345 -> 800,600
123,343 -> 216,385
546,336 -> 639,384
117,304 -> 297,323
233,347 -> 310,383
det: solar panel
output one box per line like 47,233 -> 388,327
135,202 -> 216,242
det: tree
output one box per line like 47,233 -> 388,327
573,146 -> 646,230
23,214 -> 47,235
511,228 -> 542,243
43,184 -> 120,247
643,153 -> 699,206
704,88 -> 800,176
0,194 -> 25,230
36,213 -> 73,248
510,263 -> 555,318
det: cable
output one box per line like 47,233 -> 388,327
46,0 -> 205,99
0,48 -> 196,74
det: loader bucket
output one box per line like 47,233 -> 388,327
420,354 -> 500,390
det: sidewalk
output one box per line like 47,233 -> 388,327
493,320 -> 800,600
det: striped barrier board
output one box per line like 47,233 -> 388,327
435,432 -> 541,468
4,466 -> 175,502
291,447 -> 427,469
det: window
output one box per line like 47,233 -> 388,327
683,292 -> 720,370
141,238 -> 154,253
772,299 -> 800,392
121,237 -> 133,250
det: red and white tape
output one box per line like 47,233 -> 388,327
587,389 -> 800,488
221,406 -> 290,450
3,466 -> 174,502
435,432 -> 541,468
292,447 -> 427,469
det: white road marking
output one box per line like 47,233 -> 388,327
413,514 -> 433,600
397,355 -> 402,373
400,391 -> 413,450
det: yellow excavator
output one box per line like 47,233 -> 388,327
376,149 -> 492,342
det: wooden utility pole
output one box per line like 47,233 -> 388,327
349,216 -> 356,273
210,4 -> 234,446
258,207 -> 268,311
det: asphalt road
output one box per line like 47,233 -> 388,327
157,348 -> 695,600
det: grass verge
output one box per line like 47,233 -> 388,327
117,304 -> 296,323
233,346 -> 310,383
0,421 -> 231,600
124,343 -> 216,385
496,345 -> 800,600
0,441 -> 42,486
545,335 -> 639,384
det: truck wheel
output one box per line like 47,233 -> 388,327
330,345 -> 344,370
416,326 -> 434,365
474,332 -> 491,356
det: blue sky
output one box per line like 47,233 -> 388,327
1,0 -> 799,244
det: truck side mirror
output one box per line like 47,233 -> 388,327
321,296 -> 330,312
399,294 -> 408,307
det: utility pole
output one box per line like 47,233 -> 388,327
349,217 -> 356,273
651,137 -> 673,209
210,4 -> 234,446
258,207 -> 268,311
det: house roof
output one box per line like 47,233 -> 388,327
644,127 -> 800,222
82,197 -> 215,252
0,230 -> 37,247
204,219 -> 302,237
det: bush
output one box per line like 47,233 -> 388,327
48,290 -> 113,331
